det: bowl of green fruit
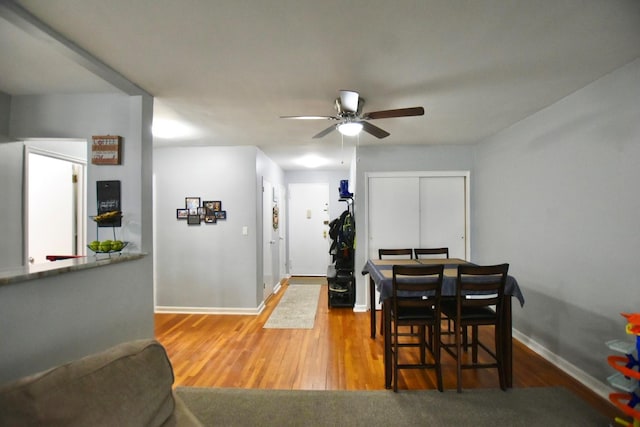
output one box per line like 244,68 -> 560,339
88,240 -> 127,253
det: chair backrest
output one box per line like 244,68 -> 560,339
392,264 -> 444,316
414,247 -> 449,259
378,248 -> 413,259
456,264 -> 509,318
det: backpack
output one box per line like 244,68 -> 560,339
329,209 -> 355,267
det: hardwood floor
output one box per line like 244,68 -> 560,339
155,282 -> 620,420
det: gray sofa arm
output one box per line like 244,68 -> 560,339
0,339 -> 202,426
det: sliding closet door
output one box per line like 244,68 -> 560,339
419,176 -> 466,259
367,173 -> 469,309
368,176 -> 420,260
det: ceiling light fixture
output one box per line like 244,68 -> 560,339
294,154 -> 330,169
152,119 -> 194,139
337,121 -> 363,136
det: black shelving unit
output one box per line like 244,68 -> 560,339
327,196 -> 355,308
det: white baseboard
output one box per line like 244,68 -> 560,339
512,329 -> 614,401
155,302 -> 265,316
353,304 -> 368,313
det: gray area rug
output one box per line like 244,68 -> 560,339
263,285 -> 320,329
176,387 -> 609,426
287,276 -> 327,285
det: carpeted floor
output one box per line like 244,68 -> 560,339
263,285 -> 321,329
176,387 -> 610,426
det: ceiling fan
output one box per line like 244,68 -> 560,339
280,90 -> 424,139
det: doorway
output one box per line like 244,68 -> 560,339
25,146 -> 86,264
288,183 -> 330,276
262,179 -> 279,301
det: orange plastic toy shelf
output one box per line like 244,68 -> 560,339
609,355 -> 640,380
610,392 -> 640,420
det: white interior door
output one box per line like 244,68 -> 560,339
368,177 -> 421,258
27,153 -> 75,264
288,183 -> 330,275
367,177 -> 420,309
262,179 -> 278,300
419,176 -> 466,259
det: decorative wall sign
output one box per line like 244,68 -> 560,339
272,205 -> 279,230
91,135 -> 122,165
96,180 -> 122,227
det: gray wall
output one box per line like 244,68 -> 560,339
0,92 -> 154,384
354,144 -> 474,308
0,142 -> 24,269
10,93 -> 145,248
154,146 -> 285,311
472,57 -> 640,385
0,91 -> 9,137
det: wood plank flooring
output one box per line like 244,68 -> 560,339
155,282 -> 620,420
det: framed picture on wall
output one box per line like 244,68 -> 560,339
187,214 -> 201,225
214,210 -> 227,220
185,197 -> 200,210
204,214 -> 216,224
176,209 -> 188,219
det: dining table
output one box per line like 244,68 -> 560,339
361,258 -> 525,389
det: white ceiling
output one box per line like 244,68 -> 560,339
2,0 -> 639,170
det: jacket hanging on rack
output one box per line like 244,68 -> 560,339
329,209 -> 355,269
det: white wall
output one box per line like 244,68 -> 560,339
154,146 -> 285,312
285,170 -> 350,222
0,92 -> 155,384
473,58 -> 640,386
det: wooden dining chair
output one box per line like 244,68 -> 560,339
379,248 -> 413,259
378,248 -> 414,335
413,247 -> 449,259
390,264 -> 444,392
441,263 -> 509,392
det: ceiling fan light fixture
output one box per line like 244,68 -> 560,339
337,122 -> 363,136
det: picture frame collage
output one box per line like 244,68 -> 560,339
176,197 -> 227,225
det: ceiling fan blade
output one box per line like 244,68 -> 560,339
280,115 -> 337,120
312,124 -> 337,139
364,106 -> 424,120
339,90 -> 360,113
361,121 -> 390,139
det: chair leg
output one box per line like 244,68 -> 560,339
495,323 -> 506,390
472,325 -> 479,363
462,325 -> 468,352
455,321 -> 463,393
419,326 -> 426,364
393,322 -> 398,392
434,326 -> 443,392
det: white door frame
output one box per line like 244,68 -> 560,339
24,144 -> 87,264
